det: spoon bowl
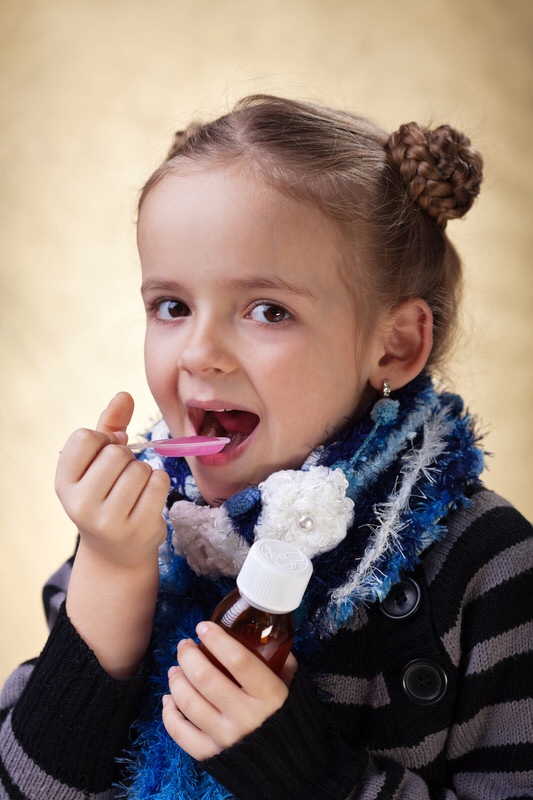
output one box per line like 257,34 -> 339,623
128,435 -> 230,457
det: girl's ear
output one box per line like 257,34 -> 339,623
369,299 -> 433,393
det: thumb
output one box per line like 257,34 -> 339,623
96,392 -> 135,443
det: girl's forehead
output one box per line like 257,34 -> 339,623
138,168 -> 356,306
141,162 -> 282,210
138,165 -> 339,251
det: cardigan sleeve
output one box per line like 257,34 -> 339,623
203,667 -> 436,800
0,558 -> 148,799
202,494 -> 533,800
203,666 -> 369,800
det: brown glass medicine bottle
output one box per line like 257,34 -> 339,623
200,539 -> 312,679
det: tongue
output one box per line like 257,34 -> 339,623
211,410 -> 258,436
199,410 -> 259,440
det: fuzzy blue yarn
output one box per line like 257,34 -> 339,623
370,397 -> 399,425
121,373 -> 485,798
224,487 -> 261,518
117,553 -> 235,799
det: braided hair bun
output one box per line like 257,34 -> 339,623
385,122 -> 483,229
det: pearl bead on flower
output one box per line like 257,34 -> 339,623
298,514 -> 314,530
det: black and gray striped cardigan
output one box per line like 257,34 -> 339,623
1,489 -> 532,799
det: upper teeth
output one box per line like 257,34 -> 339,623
209,408 -> 230,412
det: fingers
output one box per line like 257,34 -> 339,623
163,626 -> 290,759
85,452 -> 154,519
54,395 -> 170,567
128,466 -> 170,526
56,391 -> 145,507
194,622 -> 289,700
55,427 -> 117,490
164,644 -> 241,760
96,391 -> 135,442
57,434 -> 168,528
56,391 -> 134,490
162,691 -> 220,761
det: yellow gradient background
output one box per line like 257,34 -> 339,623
1,0 -> 532,684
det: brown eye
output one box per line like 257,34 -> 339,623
250,303 -> 291,324
157,300 -> 190,319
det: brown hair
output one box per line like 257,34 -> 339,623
139,95 -> 483,369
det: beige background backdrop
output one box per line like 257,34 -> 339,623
1,0 -> 532,685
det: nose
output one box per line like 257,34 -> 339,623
177,316 -> 237,376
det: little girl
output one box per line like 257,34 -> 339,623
1,95 -> 532,800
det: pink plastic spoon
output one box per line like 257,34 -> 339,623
128,435 -> 230,457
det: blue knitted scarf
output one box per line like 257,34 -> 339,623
118,374 -> 484,799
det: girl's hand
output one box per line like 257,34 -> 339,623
162,622 -> 298,760
55,391 -> 170,568
57,392 -> 170,676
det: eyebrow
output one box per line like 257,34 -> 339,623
141,275 -> 316,299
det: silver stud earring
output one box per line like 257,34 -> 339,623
382,380 -> 391,398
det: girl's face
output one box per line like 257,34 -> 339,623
139,166 -> 377,505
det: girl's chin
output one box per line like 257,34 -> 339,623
191,460 -> 305,507
187,434 -> 315,506
190,459 -> 274,506
192,473 -> 251,507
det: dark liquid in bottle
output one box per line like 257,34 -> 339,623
199,587 -> 294,682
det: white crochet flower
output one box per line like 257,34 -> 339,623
255,466 -> 353,557
169,501 -> 249,577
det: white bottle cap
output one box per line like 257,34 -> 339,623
236,539 -> 313,613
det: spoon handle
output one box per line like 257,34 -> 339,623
127,439 -> 168,452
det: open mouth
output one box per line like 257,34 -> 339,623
190,408 -> 260,450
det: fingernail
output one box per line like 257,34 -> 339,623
168,665 -> 178,678
196,621 -> 209,637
